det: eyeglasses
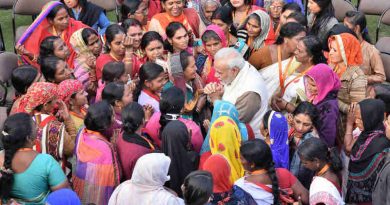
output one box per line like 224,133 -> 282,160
270,5 -> 283,11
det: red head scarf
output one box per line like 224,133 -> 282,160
203,154 -> 233,193
16,82 -> 59,114
58,79 -> 84,105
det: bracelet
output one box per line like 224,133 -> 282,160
284,102 -> 289,110
345,133 -> 353,135
123,58 -> 132,64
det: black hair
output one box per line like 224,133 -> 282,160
345,10 -> 371,43
323,23 -> 357,51
11,65 -> 38,95
286,12 -> 308,27
39,36 -> 62,64
121,18 -> 142,33
275,22 -> 306,44
201,30 -> 222,43
0,113 -> 35,199
240,139 -> 280,205
40,56 -> 63,82
262,110 -> 273,130
309,0 -> 335,36
122,102 -> 145,134
104,24 -> 125,52
281,2 -> 301,13
292,101 -> 320,130
159,86 -> 185,135
211,5 -> 236,36
102,61 -> 125,83
47,4 -> 66,21
134,62 -> 164,101
84,101 -> 113,132
298,137 -> 343,172
121,0 -> 142,21
164,22 -> 188,53
102,82 -> 125,106
301,35 -> 327,65
81,27 -> 98,46
180,50 -> 193,71
141,31 -> 164,51
182,171 -> 213,205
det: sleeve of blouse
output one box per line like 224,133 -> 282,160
349,72 -> 368,105
97,11 -> 111,35
46,155 -> 67,187
368,46 -> 386,84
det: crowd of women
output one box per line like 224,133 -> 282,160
0,0 -> 390,204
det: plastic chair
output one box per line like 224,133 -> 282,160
376,37 -> 390,83
12,0 -> 55,46
88,0 -> 119,22
358,0 -> 390,16
0,0 -> 15,10
0,52 -> 18,130
376,8 -> 390,42
332,0 -> 356,21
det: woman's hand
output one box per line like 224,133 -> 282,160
346,103 -> 357,130
56,100 -> 71,121
123,36 -> 133,50
203,119 -> 210,132
204,83 -> 224,103
143,104 -> 154,122
86,55 -> 96,68
15,44 -> 34,59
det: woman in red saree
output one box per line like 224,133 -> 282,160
148,0 -> 205,38
16,1 -> 87,69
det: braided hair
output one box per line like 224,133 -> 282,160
0,113 -> 35,199
240,139 -> 280,205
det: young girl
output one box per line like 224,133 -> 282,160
40,56 -> 73,84
211,6 -> 237,46
95,61 -> 129,102
95,24 -> 133,80
229,0 -> 262,29
135,62 -> 166,112
122,18 -> 147,78
165,22 -> 191,54
39,36 -> 70,66
102,82 -> 134,128
170,51 -> 207,122
288,102 -> 319,189
196,25 -> 226,84
140,31 -> 165,63
307,0 -> 338,43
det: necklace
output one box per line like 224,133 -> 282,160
110,53 -> 122,62
316,164 -> 330,176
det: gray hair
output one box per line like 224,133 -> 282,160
214,48 -> 246,70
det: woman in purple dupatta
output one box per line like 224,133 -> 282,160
305,63 -> 340,147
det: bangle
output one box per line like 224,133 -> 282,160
345,133 -> 353,135
284,102 -> 289,110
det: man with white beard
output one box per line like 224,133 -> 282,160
204,47 -> 268,138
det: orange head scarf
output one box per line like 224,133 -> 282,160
328,33 -> 363,77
